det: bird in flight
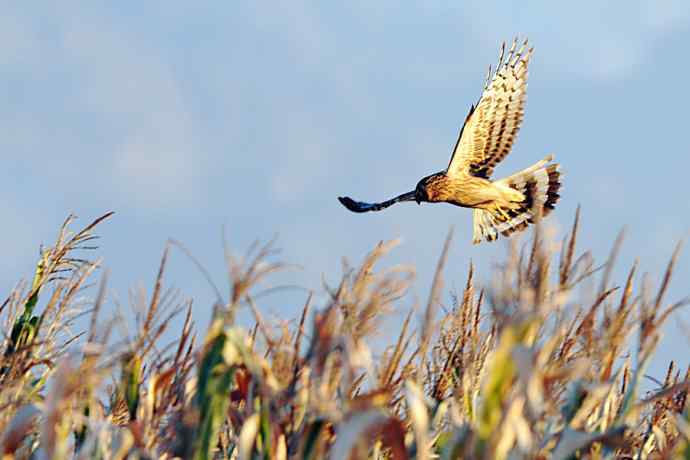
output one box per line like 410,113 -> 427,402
338,38 -> 562,244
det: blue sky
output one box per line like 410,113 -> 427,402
2,2 -> 689,379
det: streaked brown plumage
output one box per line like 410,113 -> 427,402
338,38 -> 563,244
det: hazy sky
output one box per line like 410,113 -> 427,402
2,2 -> 689,379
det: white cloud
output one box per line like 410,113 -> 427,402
429,0 -> 681,82
589,37 -> 644,81
0,9 -> 38,67
58,16 -> 204,207
641,0 -> 690,32
0,5 -> 205,209
267,111 -> 336,203
113,127 -> 201,208
0,203 -> 40,293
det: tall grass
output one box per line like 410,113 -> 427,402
0,210 -> 688,459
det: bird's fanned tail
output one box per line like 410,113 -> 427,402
472,156 -> 562,244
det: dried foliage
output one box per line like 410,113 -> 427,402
0,209 -> 688,459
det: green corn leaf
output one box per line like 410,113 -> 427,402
193,321 -> 244,460
259,398 -> 272,460
123,354 -> 142,420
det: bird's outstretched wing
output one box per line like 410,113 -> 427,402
338,191 -> 416,213
446,38 -> 533,179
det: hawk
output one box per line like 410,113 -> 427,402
338,38 -> 562,244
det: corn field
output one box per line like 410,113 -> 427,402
0,210 -> 688,459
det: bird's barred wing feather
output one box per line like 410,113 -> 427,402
446,38 -> 533,179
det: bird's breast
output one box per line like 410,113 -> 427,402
426,176 -> 494,207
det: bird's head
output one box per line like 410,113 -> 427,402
415,173 -> 446,204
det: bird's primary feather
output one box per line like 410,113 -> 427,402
446,38 -> 532,179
